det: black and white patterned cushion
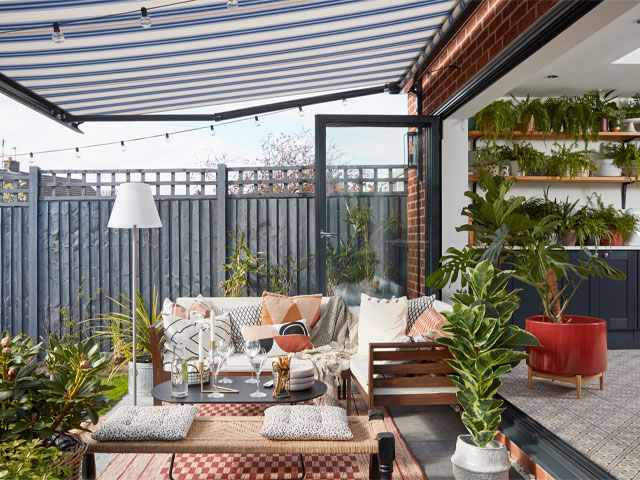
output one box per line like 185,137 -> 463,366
92,406 -> 198,442
223,304 -> 263,353
260,406 -> 353,440
163,313 -> 207,360
407,295 -> 435,332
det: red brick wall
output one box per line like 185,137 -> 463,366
406,0 -> 558,298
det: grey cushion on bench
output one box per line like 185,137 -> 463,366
260,406 -> 353,441
92,406 -> 199,442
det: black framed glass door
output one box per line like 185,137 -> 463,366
314,114 -> 441,302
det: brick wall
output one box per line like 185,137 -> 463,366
406,0 -> 558,298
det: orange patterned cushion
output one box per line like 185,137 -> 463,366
261,292 -> 322,328
408,308 -> 446,337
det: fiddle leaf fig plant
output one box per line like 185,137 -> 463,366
436,261 -> 540,448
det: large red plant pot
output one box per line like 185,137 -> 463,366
526,315 -> 607,376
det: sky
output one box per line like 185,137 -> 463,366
0,90 -> 409,171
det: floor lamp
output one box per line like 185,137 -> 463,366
108,183 -> 162,406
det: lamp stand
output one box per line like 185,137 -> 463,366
132,225 -> 138,406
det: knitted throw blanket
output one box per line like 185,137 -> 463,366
294,296 -> 358,407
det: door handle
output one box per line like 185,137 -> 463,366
320,231 -> 337,238
601,251 -> 609,258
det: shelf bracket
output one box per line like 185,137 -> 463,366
622,182 -> 630,210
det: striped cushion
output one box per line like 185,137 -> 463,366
408,308 -> 446,337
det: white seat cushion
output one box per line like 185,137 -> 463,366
350,353 -> 457,396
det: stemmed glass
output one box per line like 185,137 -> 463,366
217,339 -> 233,384
244,340 -> 260,384
207,350 -> 224,399
249,349 -> 267,398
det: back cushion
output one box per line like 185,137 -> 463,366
223,304 -> 263,353
261,292 -> 322,328
356,294 -> 408,357
408,308 -> 447,338
406,295 -> 435,332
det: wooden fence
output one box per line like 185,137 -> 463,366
0,164 -> 407,341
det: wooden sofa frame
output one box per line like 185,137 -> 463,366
351,342 -> 459,409
81,410 -> 394,480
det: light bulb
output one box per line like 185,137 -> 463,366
210,125 -> 216,136
29,152 -> 34,164
140,7 -> 151,28
254,116 -> 260,127
227,0 -> 238,11
52,22 -> 64,44
75,147 -> 81,158
342,98 -> 348,107
298,106 -> 305,117
120,140 -> 126,152
165,133 -> 170,143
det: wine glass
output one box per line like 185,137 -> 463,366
249,349 -> 267,398
244,340 -> 260,384
207,350 -> 224,399
218,339 -> 234,384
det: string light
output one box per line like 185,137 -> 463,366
210,125 -> 216,136
165,133 -> 170,143
254,116 -> 260,127
29,152 -> 34,164
342,98 -> 348,106
75,147 -> 81,158
52,23 -> 64,44
298,106 -> 305,117
227,0 -> 238,11
139,7 -> 152,28
120,140 -> 126,152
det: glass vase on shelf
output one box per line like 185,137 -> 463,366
171,346 -> 189,398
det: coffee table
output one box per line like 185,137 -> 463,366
152,376 -> 327,479
152,376 -> 327,405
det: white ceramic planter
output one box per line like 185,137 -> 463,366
451,435 -> 510,480
509,161 -> 520,176
128,361 -> 154,396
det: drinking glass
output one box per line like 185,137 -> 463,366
249,349 -> 267,398
170,346 -> 188,398
207,350 -> 224,399
244,340 -> 260,384
218,339 -> 234,384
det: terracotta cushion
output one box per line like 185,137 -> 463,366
260,292 -> 322,328
409,308 -> 447,338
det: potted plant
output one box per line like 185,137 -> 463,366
475,99 -> 516,145
546,144 -> 593,178
582,90 -> 618,132
428,173 -> 625,388
585,194 -> 639,246
0,332 -> 112,479
90,287 -> 163,396
602,142 -> 640,183
440,261 -> 540,480
554,197 -> 580,246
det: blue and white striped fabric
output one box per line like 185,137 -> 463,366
0,0 -> 459,116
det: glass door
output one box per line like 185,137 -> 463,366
315,115 -> 441,303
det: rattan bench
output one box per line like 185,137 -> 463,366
80,410 -> 395,480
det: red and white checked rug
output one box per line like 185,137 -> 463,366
97,394 -> 426,480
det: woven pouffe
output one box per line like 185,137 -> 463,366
54,434 -> 88,480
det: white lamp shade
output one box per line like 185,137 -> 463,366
108,183 -> 162,229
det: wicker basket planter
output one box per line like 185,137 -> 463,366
53,434 -> 87,480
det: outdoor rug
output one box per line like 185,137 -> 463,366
96,392 -> 426,479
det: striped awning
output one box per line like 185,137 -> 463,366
0,0 -> 461,117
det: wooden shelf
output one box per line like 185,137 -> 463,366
468,175 -> 635,208
468,175 -> 633,183
468,130 -> 640,142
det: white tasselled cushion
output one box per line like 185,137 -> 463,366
357,294 -> 408,356
91,406 -> 198,442
260,406 -> 353,441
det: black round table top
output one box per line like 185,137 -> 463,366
152,376 -> 327,405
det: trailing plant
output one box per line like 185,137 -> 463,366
582,89 -> 618,122
512,95 -> 550,136
512,142 -> 547,175
621,93 -> 640,119
602,142 -> 640,184
0,332 -> 112,444
426,172 -> 625,323
90,286 -> 163,377
475,99 -> 517,149
545,144 -> 593,178
436,261 -> 540,447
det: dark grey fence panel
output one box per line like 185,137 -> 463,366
0,164 -> 406,341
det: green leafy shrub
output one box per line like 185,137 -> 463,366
0,439 -> 71,480
436,261 -> 540,447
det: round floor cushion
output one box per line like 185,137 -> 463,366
260,405 -> 353,441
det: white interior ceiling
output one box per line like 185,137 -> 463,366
511,2 -> 640,98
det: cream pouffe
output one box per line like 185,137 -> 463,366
356,294 -> 408,356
